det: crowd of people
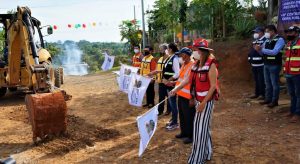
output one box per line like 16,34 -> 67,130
131,38 -> 219,164
249,25 -> 300,123
130,24 -> 299,163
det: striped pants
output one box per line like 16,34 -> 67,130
188,100 -> 214,164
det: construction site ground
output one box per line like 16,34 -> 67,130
1,40 -> 300,163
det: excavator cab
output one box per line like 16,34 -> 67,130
0,7 -> 69,143
0,6 -> 63,96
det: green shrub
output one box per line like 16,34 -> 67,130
233,18 -> 256,39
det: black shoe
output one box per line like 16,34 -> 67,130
142,104 -> 149,107
158,112 -> 163,116
267,102 -> 278,108
249,95 -> 259,99
259,100 -> 271,105
183,138 -> 193,144
175,133 -> 186,139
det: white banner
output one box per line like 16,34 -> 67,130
101,52 -> 115,71
128,73 -> 151,107
137,105 -> 158,157
119,64 -> 139,93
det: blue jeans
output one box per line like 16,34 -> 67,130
264,65 -> 281,102
167,88 -> 178,124
252,66 -> 265,97
286,75 -> 300,115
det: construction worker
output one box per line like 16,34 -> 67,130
148,44 -> 171,115
255,25 -> 285,108
140,46 -> 157,108
283,26 -> 300,123
169,47 -> 195,144
132,45 -> 143,67
163,43 -> 180,130
248,26 -> 266,100
171,39 -> 219,163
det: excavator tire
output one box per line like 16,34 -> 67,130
59,67 -> 64,85
54,68 -> 61,88
0,87 -> 7,97
25,91 -> 67,143
8,87 -> 18,92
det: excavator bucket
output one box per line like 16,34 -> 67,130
25,91 -> 67,143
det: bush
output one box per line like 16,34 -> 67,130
233,18 -> 256,39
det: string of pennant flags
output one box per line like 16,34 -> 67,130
49,19 -> 142,30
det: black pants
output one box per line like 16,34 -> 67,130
146,81 -> 155,105
178,96 -> 195,139
252,66 -> 265,97
158,83 -> 171,114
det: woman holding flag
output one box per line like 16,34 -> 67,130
170,39 -> 219,164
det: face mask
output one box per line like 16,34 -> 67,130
192,51 -> 200,60
144,51 -> 150,56
265,32 -> 271,39
134,49 -> 139,53
253,33 -> 259,39
178,57 -> 184,64
165,49 -> 169,55
287,35 -> 296,41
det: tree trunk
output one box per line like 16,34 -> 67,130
181,22 -> 184,46
267,0 -> 274,24
222,4 -> 226,38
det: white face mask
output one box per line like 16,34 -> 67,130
264,32 -> 271,39
134,49 -> 139,53
253,33 -> 259,39
178,57 -> 184,64
192,51 -> 200,60
165,49 -> 169,55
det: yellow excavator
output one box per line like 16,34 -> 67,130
0,7 -> 70,143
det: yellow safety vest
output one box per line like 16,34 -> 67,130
156,56 -> 170,83
140,55 -> 154,76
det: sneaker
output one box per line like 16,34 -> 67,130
183,138 -> 193,144
290,115 -> 300,123
267,102 -> 278,108
175,133 -> 186,139
166,123 -> 179,131
164,111 -> 171,116
148,104 -> 154,108
283,113 -> 294,117
259,100 -> 271,105
257,96 -> 265,100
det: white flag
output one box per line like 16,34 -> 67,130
128,73 -> 151,107
137,105 -> 158,157
101,52 -> 115,71
119,64 -> 139,93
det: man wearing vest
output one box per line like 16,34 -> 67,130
248,27 -> 266,100
255,25 -> 285,108
174,47 -> 195,144
283,26 -> 300,123
140,46 -> 157,108
163,43 -> 180,130
148,44 -> 171,115
132,45 -> 143,68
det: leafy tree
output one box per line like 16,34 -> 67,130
119,20 -> 142,51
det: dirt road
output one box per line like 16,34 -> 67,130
0,71 -> 300,163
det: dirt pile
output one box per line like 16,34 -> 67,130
212,39 -> 253,82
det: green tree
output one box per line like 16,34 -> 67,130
119,20 -> 142,51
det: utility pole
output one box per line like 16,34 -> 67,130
267,0 -> 274,24
134,5 -> 136,20
141,0 -> 146,49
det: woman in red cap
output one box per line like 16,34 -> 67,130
170,38 -> 219,163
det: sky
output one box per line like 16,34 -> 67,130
0,0 -> 259,43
